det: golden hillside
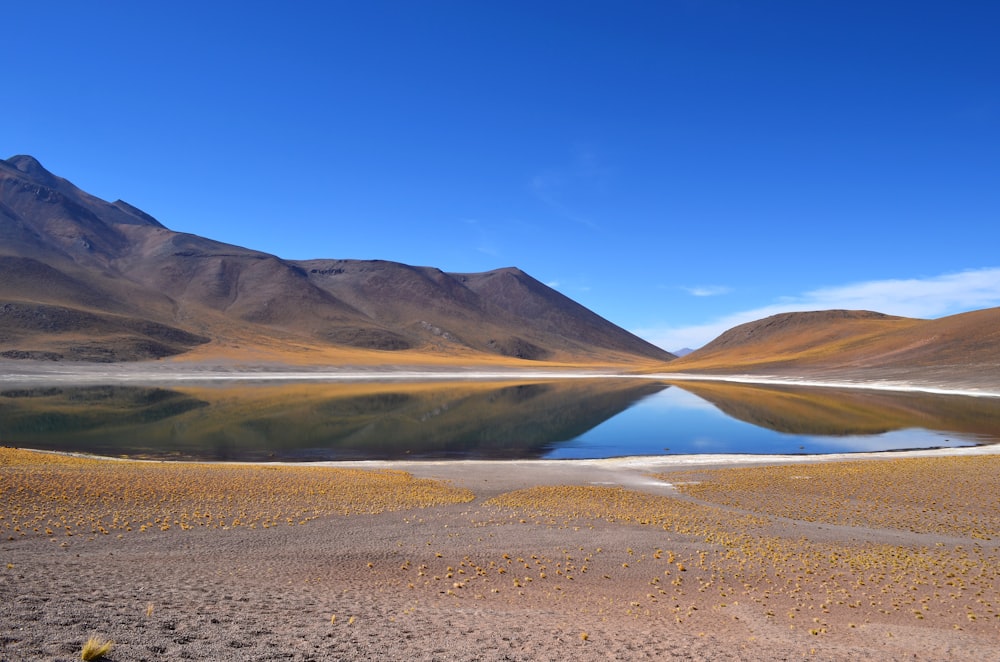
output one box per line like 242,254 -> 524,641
667,307 -> 1000,376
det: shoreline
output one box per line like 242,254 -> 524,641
306,443 -> 1000,484
647,371 -> 1000,398
2,358 -> 1000,398
21,437 -> 1000,470
19,443 -> 1000,506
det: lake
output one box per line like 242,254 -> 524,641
1,378 -> 997,461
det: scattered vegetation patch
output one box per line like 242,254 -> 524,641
665,455 -> 1000,539
0,448 -> 474,538
485,484 -> 767,533
482,473 -> 1000,633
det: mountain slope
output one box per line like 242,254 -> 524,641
667,308 -> 1000,381
0,155 -> 674,365
298,260 -> 670,360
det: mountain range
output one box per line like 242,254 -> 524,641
2,154 -> 997,382
0,155 -> 673,365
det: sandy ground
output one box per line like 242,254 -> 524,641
2,445 -> 999,661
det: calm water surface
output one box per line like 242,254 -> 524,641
545,386 -> 985,458
1,379 -> 997,461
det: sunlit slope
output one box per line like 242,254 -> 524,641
667,308 -> 1000,374
0,155 -> 673,366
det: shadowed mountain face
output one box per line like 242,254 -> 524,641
0,156 -> 674,364
669,308 -> 1000,381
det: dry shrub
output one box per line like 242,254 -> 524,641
80,636 -> 113,660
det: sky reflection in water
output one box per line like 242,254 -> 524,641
544,386 -> 977,459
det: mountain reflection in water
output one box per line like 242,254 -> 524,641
0,380 -> 663,460
0,379 -> 997,461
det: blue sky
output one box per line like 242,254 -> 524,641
7,1 -> 999,351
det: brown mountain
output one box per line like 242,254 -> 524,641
0,155 -> 674,365
666,308 -> 1000,385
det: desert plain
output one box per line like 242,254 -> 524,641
2,436 -> 999,661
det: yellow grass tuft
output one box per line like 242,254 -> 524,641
80,636 -> 113,661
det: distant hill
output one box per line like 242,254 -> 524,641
0,155 -> 675,365
666,308 -> 1000,382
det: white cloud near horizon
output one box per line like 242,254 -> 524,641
635,267 -> 1000,352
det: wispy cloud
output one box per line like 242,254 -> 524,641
635,267 -> 1000,352
529,146 -> 610,230
530,183 -> 598,229
545,280 -> 561,289
462,218 -> 501,257
681,285 -> 732,297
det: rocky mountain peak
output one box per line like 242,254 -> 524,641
4,155 -> 60,187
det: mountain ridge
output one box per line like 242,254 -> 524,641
0,155 -> 674,365
6,154 -> 994,378
666,306 -> 1000,385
